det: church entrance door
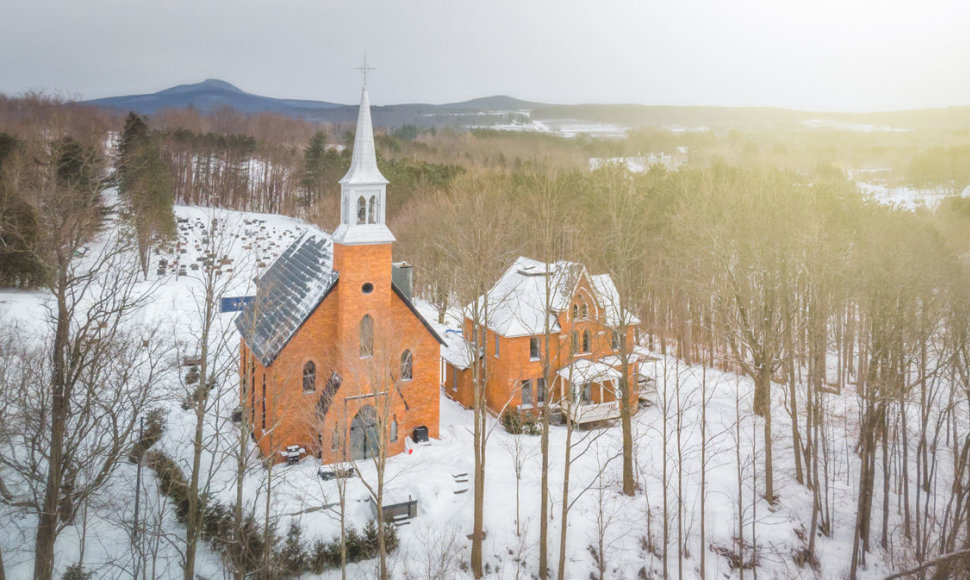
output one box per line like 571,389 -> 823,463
350,405 -> 379,461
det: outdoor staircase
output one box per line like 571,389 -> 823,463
452,472 -> 469,495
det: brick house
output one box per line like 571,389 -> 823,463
236,81 -> 443,464
441,257 -> 643,425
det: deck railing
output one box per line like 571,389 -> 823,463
565,400 -> 620,423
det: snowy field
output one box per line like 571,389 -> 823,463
801,119 -> 908,133
466,111 -> 630,139
847,168 -> 970,210
0,202 -> 928,579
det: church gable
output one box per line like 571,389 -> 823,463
391,282 -> 446,345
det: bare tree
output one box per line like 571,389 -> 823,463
585,164 -> 650,498
402,522 -> 462,580
174,207 -> 253,580
0,244 -> 167,580
343,320 -> 420,580
433,172 -> 521,578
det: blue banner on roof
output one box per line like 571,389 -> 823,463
220,296 -> 254,313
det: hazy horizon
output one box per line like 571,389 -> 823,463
3,0 -> 969,113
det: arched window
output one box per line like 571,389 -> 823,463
401,350 -> 413,381
360,314 -> 374,358
582,330 -> 591,353
581,302 -> 588,319
572,304 -> 579,319
302,361 -> 316,392
356,196 -> 367,224
368,195 -> 378,224
390,416 -> 399,442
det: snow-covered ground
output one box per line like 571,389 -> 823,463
846,168 -> 969,210
801,119 -> 908,133
0,202 -> 932,579
589,151 -> 688,173
465,110 -> 630,139
856,181 -> 955,210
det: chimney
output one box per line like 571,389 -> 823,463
392,262 -> 413,301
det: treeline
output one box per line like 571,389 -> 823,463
907,145 -> 970,192
152,116 -> 465,223
0,124 -> 107,288
0,96 -> 467,288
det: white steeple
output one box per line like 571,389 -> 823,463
333,61 -> 394,246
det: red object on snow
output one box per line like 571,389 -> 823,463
408,448 -> 413,455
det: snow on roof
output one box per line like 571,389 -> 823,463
235,227 -> 337,366
470,257 -> 637,338
590,274 -> 640,326
440,330 -> 477,370
557,359 -> 621,383
466,257 -> 580,338
633,346 -> 661,362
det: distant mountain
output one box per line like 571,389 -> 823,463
440,95 -> 542,111
83,79 -> 970,132
85,79 -> 343,118
83,80 -> 551,128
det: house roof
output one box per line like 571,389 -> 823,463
467,257 -> 580,338
557,359 -> 621,383
440,331 -> 477,370
469,256 -> 638,338
590,274 -> 641,326
235,228 -> 337,366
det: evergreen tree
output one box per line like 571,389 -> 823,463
0,133 -> 46,287
117,112 -> 175,278
300,131 -> 346,207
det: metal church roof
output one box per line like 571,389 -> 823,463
235,228 -> 338,366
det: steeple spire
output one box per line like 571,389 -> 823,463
332,62 -> 394,246
339,79 -> 388,187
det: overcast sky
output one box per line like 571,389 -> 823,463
2,0 -> 968,112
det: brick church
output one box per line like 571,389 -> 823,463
236,79 -> 443,464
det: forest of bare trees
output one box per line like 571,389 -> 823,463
2,93 -> 970,578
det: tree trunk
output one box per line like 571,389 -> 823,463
557,405 -> 574,580
620,352 -> 635,496
33,259 -> 71,580
471,319 -> 486,579
757,368 -> 775,503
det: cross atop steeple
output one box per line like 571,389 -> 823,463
356,54 -> 376,88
